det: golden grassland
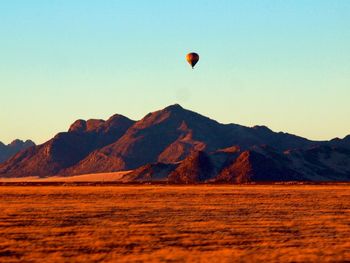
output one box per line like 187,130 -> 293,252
0,185 -> 349,262
0,171 -> 130,182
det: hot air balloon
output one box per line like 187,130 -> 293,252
186,52 -> 199,68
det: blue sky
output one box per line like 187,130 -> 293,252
1,0 -> 349,144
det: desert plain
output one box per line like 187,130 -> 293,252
0,184 -> 349,262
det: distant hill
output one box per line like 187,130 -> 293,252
1,104 -> 349,182
0,140 -> 35,164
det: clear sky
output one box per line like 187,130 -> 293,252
1,0 -> 349,144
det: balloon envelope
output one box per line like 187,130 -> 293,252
186,52 -> 199,68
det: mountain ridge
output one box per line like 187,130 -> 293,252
0,104 -> 349,182
0,140 -> 35,164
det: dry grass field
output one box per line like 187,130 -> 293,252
0,185 -> 349,262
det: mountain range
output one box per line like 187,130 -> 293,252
1,104 -> 350,182
0,140 -> 35,164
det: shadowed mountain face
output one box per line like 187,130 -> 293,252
329,135 -> 350,149
168,151 -> 215,183
121,145 -> 350,183
0,140 -> 35,164
1,104 -> 350,181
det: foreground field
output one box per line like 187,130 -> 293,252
0,185 -> 349,262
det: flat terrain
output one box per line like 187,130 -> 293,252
0,171 -> 129,182
0,185 -> 349,262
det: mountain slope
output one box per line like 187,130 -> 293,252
0,115 -> 134,177
0,140 -> 35,163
